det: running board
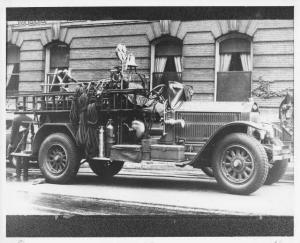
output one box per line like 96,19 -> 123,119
89,152 -> 197,166
89,157 -> 111,162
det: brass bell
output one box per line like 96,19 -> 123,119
126,53 -> 138,69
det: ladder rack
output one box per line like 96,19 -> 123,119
6,88 -> 148,115
6,92 -> 74,114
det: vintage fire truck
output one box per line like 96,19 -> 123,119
6,46 -> 291,195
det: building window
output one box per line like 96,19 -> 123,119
151,36 -> 182,88
6,44 -> 20,93
216,34 -> 252,101
219,37 -> 251,72
44,41 -> 69,92
49,42 -> 69,72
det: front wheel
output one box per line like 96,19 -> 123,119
89,160 -> 124,179
38,133 -> 80,184
264,159 -> 289,185
212,133 -> 268,195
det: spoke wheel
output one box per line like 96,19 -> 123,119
46,144 -> 68,175
212,133 -> 268,195
38,133 -> 80,184
220,145 -> 254,184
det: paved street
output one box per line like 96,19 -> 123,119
5,162 -> 294,216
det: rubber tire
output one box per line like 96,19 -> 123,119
201,167 -> 214,177
38,133 -> 80,184
89,160 -> 124,179
212,133 -> 268,195
264,159 -> 289,185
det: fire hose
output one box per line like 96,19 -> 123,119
69,86 -> 83,125
70,84 -> 101,158
85,103 -> 99,158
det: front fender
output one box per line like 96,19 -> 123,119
190,121 -> 264,168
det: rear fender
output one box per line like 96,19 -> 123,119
32,123 -> 77,157
190,121 -> 263,168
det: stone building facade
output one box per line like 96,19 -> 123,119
6,19 -> 294,122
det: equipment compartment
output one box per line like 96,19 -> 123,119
150,144 -> 185,162
110,144 -> 142,163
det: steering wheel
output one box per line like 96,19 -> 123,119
149,84 -> 166,103
137,73 -> 148,89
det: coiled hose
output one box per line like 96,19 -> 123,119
75,92 -> 88,148
69,86 -> 83,125
70,85 -> 100,158
85,102 -> 99,158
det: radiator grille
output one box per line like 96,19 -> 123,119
175,112 -> 242,142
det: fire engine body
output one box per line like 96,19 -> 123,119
7,49 -> 291,195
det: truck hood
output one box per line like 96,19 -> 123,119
176,101 -> 254,113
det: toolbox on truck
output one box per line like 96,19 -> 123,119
110,144 -> 142,163
150,144 -> 185,162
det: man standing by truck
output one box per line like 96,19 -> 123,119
7,104 -> 32,180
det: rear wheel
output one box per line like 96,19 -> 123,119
89,160 -> 124,179
38,133 -> 80,184
212,133 -> 268,195
264,159 -> 289,185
